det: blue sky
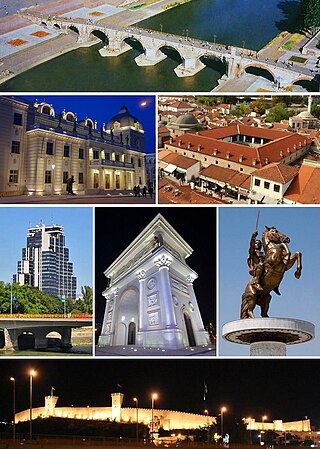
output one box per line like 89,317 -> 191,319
23,95 -> 156,154
219,207 -> 320,356
0,207 -> 92,295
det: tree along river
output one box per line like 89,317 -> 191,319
1,0 -> 300,92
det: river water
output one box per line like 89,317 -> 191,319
0,0 -> 299,92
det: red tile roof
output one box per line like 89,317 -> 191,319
252,163 -> 298,183
161,152 -> 199,169
284,161 -> 320,203
200,165 -> 251,189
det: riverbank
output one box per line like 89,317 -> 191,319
0,0 -> 193,86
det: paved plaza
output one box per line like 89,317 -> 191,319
0,194 -> 155,204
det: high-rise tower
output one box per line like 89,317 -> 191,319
14,223 -> 77,299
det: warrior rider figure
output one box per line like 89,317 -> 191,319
247,231 -> 265,294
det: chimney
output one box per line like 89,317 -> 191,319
265,158 -> 269,164
213,149 -> 218,156
169,137 -> 173,144
239,154 -> 243,162
280,150 -> 283,157
187,142 -> 191,149
178,140 -> 182,147
197,144 -> 201,152
252,158 -> 257,166
226,152 -> 230,159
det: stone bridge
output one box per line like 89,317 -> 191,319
0,315 -> 92,351
20,12 -> 317,87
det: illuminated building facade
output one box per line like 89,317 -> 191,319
0,96 -> 147,196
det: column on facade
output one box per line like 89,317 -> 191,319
251,137 -> 255,144
154,256 -> 177,329
99,168 -> 104,189
109,288 -> 119,343
243,135 -> 246,143
36,138 -> 46,194
136,270 -> 147,332
185,274 -> 208,342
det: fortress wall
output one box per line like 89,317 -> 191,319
53,407 -> 113,420
16,407 -> 46,423
121,407 -> 215,430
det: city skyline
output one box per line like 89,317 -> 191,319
0,207 -> 92,294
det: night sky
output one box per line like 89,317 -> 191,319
1,359 -> 320,428
95,206 -> 216,328
22,95 -> 156,154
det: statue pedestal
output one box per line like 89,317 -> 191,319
222,318 -> 315,356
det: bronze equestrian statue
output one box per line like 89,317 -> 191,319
240,226 -> 302,319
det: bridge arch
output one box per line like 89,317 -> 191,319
157,44 -> 183,63
199,52 -> 227,75
124,36 -> 145,54
292,77 -> 319,92
68,25 -> 80,35
18,331 -> 35,350
53,23 -> 61,30
91,29 -> 108,44
41,21 -> 48,27
46,330 -> 63,348
242,63 -> 276,83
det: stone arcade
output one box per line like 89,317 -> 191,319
98,214 -> 211,351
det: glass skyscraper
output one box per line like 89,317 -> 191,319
14,223 -> 77,299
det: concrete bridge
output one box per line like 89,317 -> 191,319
19,12 -> 318,88
0,314 -> 92,351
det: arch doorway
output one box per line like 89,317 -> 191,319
183,312 -> 196,347
114,288 -> 139,345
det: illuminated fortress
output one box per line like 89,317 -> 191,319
15,392 -> 216,431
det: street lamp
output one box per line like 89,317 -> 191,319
221,407 -> 227,440
10,377 -> 15,442
261,415 -> 267,445
133,397 -> 139,443
151,393 -> 158,442
204,410 -> 209,442
29,370 -> 36,441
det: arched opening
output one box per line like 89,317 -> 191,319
244,65 -> 275,83
42,105 -> 52,115
65,112 -> 75,122
124,37 -> 145,54
54,23 -> 61,29
0,329 -> 5,349
159,45 -> 183,64
41,21 -> 47,27
115,322 -> 127,345
91,30 -> 108,45
46,331 -> 63,348
128,322 -> 136,345
18,332 -> 35,350
183,312 -> 196,347
114,287 -> 139,346
68,25 -> 79,35
292,79 -> 320,92
200,54 -> 227,76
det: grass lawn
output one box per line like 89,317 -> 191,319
289,55 -> 307,64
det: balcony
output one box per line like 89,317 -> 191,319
89,159 -> 134,169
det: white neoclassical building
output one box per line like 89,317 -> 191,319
0,96 -> 149,196
98,214 -> 210,350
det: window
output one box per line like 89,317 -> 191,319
254,179 -> 260,187
115,154 -> 120,162
274,184 -> 280,193
264,181 -> 270,189
45,170 -> 52,184
9,170 -> 18,183
93,150 -> 99,159
78,172 -> 84,184
13,112 -> 22,126
63,171 -> 69,184
139,177 -> 142,184
11,141 -> 20,154
240,168 -> 243,172
204,157 -> 207,162
64,145 -> 70,157
46,142 -> 54,155
138,158 -> 141,167
79,148 -> 84,159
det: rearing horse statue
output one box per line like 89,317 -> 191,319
240,226 -> 302,319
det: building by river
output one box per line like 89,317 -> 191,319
0,96 -> 149,197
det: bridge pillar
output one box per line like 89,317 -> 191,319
135,47 -> 167,66
3,329 -> 15,351
174,56 -> 206,77
61,327 -> 72,349
99,33 -> 131,57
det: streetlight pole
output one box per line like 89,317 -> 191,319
133,398 -> 139,444
204,410 -> 209,442
221,407 -> 227,440
262,415 -> 267,445
10,377 -> 15,442
151,393 -> 158,442
29,370 -> 36,441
